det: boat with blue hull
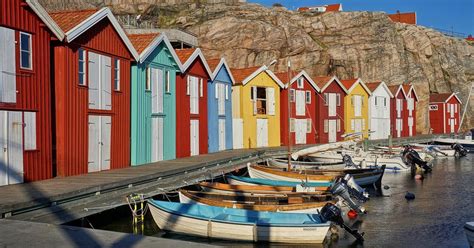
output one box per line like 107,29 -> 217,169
147,200 -> 331,243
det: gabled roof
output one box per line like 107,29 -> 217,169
175,48 -> 213,77
429,93 -> 462,104
48,7 -> 139,60
326,4 -> 342,11
312,75 -> 348,93
366,81 -> 394,98
275,70 -> 321,92
207,57 -> 236,85
127,33 -> 184,71
230,66 -> 285,88
25,0 -> 64,40
340,78 -> 371,95
388,84 -> 407,99
402,84 -> 419,101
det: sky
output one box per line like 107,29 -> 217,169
248,0 -> 474,36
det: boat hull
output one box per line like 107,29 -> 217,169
267,158 -> 346,170
465,222 -> 474,247
433,138 -> 474,152
308,152 -> 410,172
148,201 -> 330,243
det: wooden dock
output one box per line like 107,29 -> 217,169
0,146 -> 298,224
0,135 -> 443,225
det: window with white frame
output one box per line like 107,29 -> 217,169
297,77 -> 304,88
306,119 -> 312,133
290,89 -> 295,102
20,32 -> 32,70
145,67 -> 151,91
78,49 -> 86,86
114,58 -> 120,91
165,71 -> 170,93
305,91 -> 311,104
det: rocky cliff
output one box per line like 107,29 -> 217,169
39,1 -> 474,133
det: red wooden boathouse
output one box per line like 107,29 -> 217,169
312,76 -> 347,143
388,85 -> 407,138
174,48 -> 212,158
0,0 -> 63,185
402,84 -> 418,137
277,70 -> 320,145
48,8 -> 138,176
429,93 -> 462,134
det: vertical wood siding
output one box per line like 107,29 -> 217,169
0,0 -> 53,182
280,77 -> 318,145
390,91 -> 407,138
53,19 -> 133,177
176,59 -> 209,158
131,42 -> 178,166
315,81 -> 346,143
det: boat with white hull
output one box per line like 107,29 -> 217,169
267,158 -> 346,170
148,200 -> 330,243
433,138 -> 474,152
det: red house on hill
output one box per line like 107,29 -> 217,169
0,0 -> 63,185
312,76 -> 347,143
402,84 -> 419,136
49,8 -> 138,176
175,48 -> 212,158
388,12 -> 417,25
429,93 -> 462,134
277,70 -> 321,146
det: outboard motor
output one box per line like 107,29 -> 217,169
451,143 -> 468,157
402,145 -> 432,172
342,154 -> 361,169
330,180 -> 367,214
320,203 -> 365,242
343,174 -> 369,201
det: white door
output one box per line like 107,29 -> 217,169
396,118 -> 402,138
190,120 -> 199,156
450,119 -> 455,133
88,115 -> 111,173
151,117 -> 164,162
0,111 -> 24,186
328,119 -> 337,143
328,93 -> 337,117
295,119 -> 307,144
408,117 -> 414,136
218,119 -> 226,151
100,116 -> 111,171
256,119 -> 268,147
232,119 -> 243,149
354,119 -> 362,133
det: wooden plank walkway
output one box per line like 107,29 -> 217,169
0,219 -> 217,248
0,146 -> 300,224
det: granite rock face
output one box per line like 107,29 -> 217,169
39,1 -> 474,133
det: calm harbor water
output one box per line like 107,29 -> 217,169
67,154 -> 474,247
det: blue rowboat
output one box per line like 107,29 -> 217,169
148,200 -> 330,243
226,174 -> 333,187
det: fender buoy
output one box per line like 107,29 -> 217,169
347,209 -> 358,219
415,174 -> 423,180
405,192 -> 415,200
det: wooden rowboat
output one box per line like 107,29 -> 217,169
267,158 -> 346,170
199,181 -> 330,196
148,200 -> 330,243
249,164 -> 385,187
226,175 -> 333,187
179,190 -> 335,213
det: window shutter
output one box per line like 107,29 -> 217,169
266,87 -> 275,116
454,104 -> 457,113
306,91 -> 311,104
100,55 -> 112,110
88,52 -> 100,109
215,83 -> 219,99
225,85 -> 229,100
157,68 -> 164,113
447,103 -> 450,113
307,119 -> 311,133
151,68 -> 158,113
24,112 -> 37,150
186,76 -> 190,95
0,27 -> 17,103
324,119 -> 328,133
252,86 -> 257,115
337,119 -> 341,132
165,71 -> 170,93
351,95 -> 354,106
290,118 -> 295,132
200,78 -> 203,97
146,67 -> 151,91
